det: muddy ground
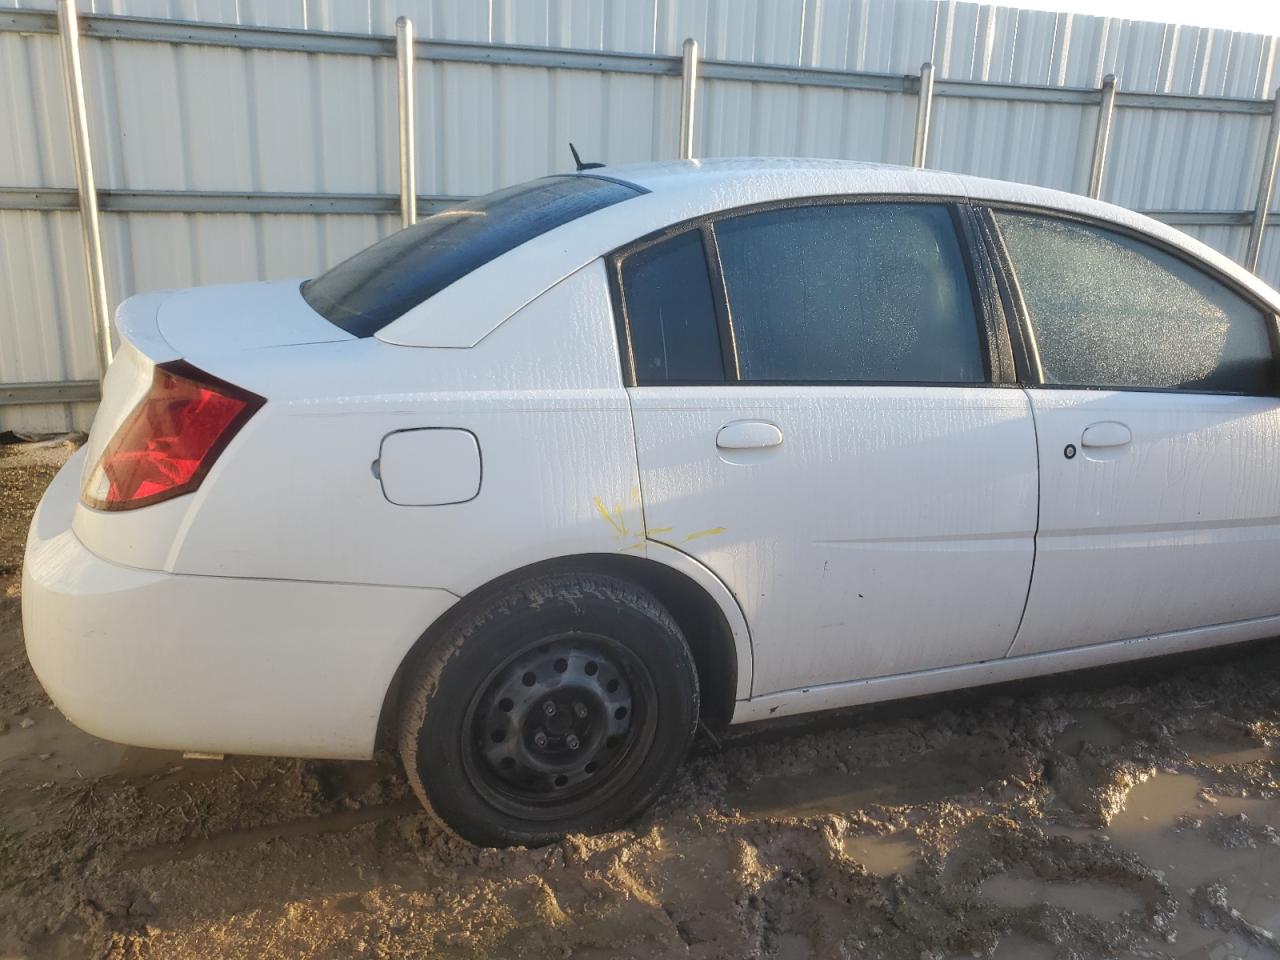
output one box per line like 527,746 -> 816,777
3,441 -> 1280,959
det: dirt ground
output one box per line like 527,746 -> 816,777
4,441 -> 1280,959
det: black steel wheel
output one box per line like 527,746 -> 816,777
398,573 -> 700,846
464,634 -> 655,815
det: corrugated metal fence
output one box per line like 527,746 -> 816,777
2,0 -> 1279,433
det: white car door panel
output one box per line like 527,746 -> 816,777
990,209 -> 1280,657
631,386 -> 1039,695
1010,390 -> 1280,655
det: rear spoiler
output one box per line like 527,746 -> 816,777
114,289 -> 181,363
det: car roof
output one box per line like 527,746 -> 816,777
377,158 -> 1280,349
601,156 -> 1095,220
606,156 -> 954,193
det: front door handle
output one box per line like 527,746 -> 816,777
1081,421 -> 1132,448
717,420 -> 783,450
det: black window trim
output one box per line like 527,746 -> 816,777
955,202 -> 1018,385
701,224 -> 742,381
978,201 -> 1280,398
607,193 -> 1014,389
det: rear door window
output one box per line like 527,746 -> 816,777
616,230 -> 725,384
993,211 -> 1276,393
714,202 -> 986,383
303,175 -> 643,337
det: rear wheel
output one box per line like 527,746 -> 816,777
398,573 -> 700,846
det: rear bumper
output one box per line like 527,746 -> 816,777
22,453 -> 456,759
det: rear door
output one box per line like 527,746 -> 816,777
613,199 -> 1040,697
983,208 -> 1280,656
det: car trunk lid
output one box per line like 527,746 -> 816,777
156,280 -> 353,366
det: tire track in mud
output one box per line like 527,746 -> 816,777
118,799 -> 423,869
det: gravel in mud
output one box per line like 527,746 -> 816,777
4,440 -> 1280,959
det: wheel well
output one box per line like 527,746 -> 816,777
374,554 -> 739,754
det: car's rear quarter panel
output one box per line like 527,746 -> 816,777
164,260 -> 648,594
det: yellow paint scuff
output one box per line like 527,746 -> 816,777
684,527 -> 727,542
591,495 -> 630,539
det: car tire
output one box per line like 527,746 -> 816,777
397,572 -> 700,847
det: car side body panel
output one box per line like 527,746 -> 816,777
160,261 -> 646,594
1011,391 -> 1280,655
629,385 -> 1039,696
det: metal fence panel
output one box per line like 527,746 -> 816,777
1105,106 -> 1267,210
82,41 -> 399,194
2,0 -> 1279,433
0,209 -> 95,432
930,97 -> 1094,192
101,210 -> 391,299
0,31 -> 74,187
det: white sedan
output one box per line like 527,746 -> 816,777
23,158 -> 1280,846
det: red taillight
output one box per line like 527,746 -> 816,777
82,362 -> 264,511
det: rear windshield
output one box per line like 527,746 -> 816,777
302,175 -> 644,337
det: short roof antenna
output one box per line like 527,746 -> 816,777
569,142 -> 605,171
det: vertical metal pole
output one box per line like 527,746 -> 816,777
678,38 -> 699,160
1089,73 -> 1118,200
912,61 -> 935,168
56,0 -> 112,381
396,16 -> 417,227
1245,87 -> 1280,274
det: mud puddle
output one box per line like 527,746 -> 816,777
1177,731 -> 1275,768
979,868 -> 1144,920
841,833 -> 919,875
1108,770 -> 1280,958
726,732 -> 1016,818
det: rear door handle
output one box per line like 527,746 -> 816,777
717,420 -> 783,450
1081,421 -> 1132,448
